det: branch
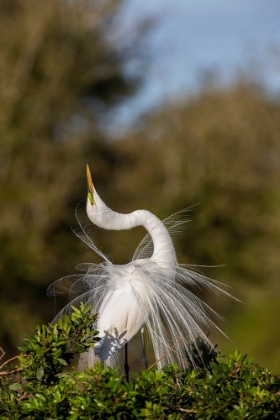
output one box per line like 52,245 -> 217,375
0,347 -> 5,361
179,408 -> 197,413
18,392 -> 28,402
0,355 -> 22,375
148,337 -> 182,370
0,367 -> 23,376
0,355 -> 19,370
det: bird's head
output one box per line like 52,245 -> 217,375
86,164 -> 111,228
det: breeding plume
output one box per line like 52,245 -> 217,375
48,165 -> 231,370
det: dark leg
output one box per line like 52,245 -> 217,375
124,342 -> 129,382
141,327 -> 148,369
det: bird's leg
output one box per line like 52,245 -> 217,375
141,327 -> 148,369
124,342 -> 129,382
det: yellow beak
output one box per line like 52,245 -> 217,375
86,164 -> 94,194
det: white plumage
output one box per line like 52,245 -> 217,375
47,165 -> 231,370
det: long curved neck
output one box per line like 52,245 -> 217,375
97,208 -> 177,274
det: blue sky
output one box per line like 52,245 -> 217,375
111,0 -> 280,130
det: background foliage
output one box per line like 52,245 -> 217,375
0,0 -> 137,350
1,0 -> 280,372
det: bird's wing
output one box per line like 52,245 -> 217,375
132,207 -> 195,261
46,274 -> 86,299
47,262 -> 108,301
48,264 -> 110,325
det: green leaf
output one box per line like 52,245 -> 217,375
57,358 -> 68,366
71,306 -> 81,314
9,382 -> 22,391
36,366 -> 44,381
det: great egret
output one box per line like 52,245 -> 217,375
48,165 -> 231,371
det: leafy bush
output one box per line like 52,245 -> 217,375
1,304 -> 279,419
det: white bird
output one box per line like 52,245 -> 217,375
48,165 -> 231,371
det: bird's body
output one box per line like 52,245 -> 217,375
48,165 -> 232,370
94,260 -> 155,360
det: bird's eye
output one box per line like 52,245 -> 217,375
88,192 -> 95,205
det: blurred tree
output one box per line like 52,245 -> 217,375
1,0 -> 280,373
0,0 -> 141,352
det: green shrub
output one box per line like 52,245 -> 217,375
1,304 -> 279,419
